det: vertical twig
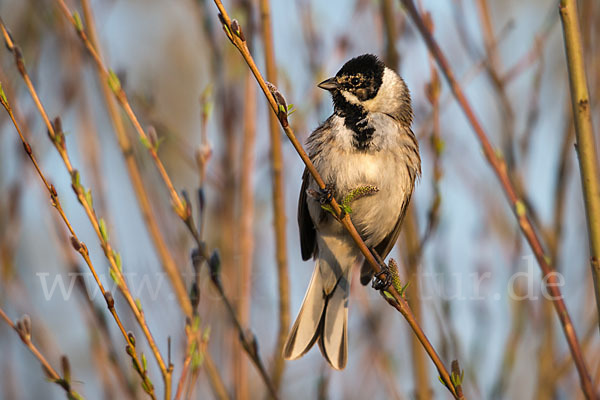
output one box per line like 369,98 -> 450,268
259,0 -> 290,391
0,21 -> 168,399
398,1 -> 596,397
0,77 -> 157,400
79,0 -> 193,320
213,2 -> 459,397
559,0 -> 600,334
402,210 -> 432,400
237,69 -> 257,400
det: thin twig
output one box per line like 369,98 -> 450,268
212,1 -> 459,398
259,0 -> 290,391
50,2 -> 278,395
397,1 -> 596,397
559,0 -> 600,335
237,69 -> 257,400
0,308 -> 83,399
0,21 -> 165,400
79,0 -> 193,320
0,76 -> 157,400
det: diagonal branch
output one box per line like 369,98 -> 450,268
49,1 -> 280,397
212,1 -> 460,398
397,0 -> 596,398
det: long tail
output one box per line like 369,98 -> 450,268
283,252 -> 352,370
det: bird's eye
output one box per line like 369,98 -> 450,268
350,77 -> 360,86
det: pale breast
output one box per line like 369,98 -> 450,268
308,114 -> 416,246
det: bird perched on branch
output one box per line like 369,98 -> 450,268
283,54 -> 421,369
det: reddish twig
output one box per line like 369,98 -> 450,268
398,0 -> 595,398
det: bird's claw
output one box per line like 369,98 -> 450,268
372,265 -> 392,291
318,184 -> 334,205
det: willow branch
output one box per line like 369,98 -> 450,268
259,0 -> 290,391
0,79 -> 156,400
398,1 -> 596,398
79,0 -> 193,320
49,1 -> 276,396
212,1 -> 459,398
0,308 -> 83,399
559,0 -> 600,334
0,20 -> 169,399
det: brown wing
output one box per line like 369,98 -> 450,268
360,195 -> 411,285
298,167 -> 317,260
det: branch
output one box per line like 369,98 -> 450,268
0,309 -> 84,399
49,1 -> 280,397
397,0 -> 596,398
259,0 -> 290,391
559,0 -> 600,334
212,1 -> 460,398
0,21 -> 166,400
0,76 -> 157,400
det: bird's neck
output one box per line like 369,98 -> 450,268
332,92 -> 374,150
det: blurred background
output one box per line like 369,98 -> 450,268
0,0 -> 599,399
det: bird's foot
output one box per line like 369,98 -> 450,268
372,265 -> 392,291
317,184 -> 335,205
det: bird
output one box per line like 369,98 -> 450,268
283,54 -> 421,370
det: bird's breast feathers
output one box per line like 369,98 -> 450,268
308,114 -> 416,245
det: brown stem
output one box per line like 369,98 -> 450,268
259,0 -> 290,392
559,0 -> 600,336
237,69 -> 257,400
0,83 -> 155,400
0,308 -> 82,398
212,1 -> 459,398
79,0 -> 193,320
0,20 -> 165,399
398,1 -> 596,397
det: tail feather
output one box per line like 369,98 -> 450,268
318,276 -> 349,369
283,263 -> 326,360
284,256 -> 351,369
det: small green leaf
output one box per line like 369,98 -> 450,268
85,188 -> 93,208
278,104 -> 286,114
223,23 -> 232,38
202,326 -> 211,342
383,290 -> 395,300
203,101 -> 214,118
109,268 -> 118,283
192,315 -> 201,331
107,69 -> 121,93
140,136 -> 151,150
141,378 -> 154,394
141,353 -> 147,372
320,203 -> 334,214
432,136 -> 445,154
515,200 -> 526,218
71,170 -> 81,190
191,346 -> 205,369
0,82 -> 8,105
99,218 -> 108,242
135,298 -> 143,312
113,251 -> 122,272
340,204 -> 352,215
399,281 -> 411,297
153,136 -> 165,152
72,11 -> 83,32
495,148 -> 504,160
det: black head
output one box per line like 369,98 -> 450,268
318,54 -> 386,102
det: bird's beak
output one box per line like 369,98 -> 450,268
318,77 -> 339,91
